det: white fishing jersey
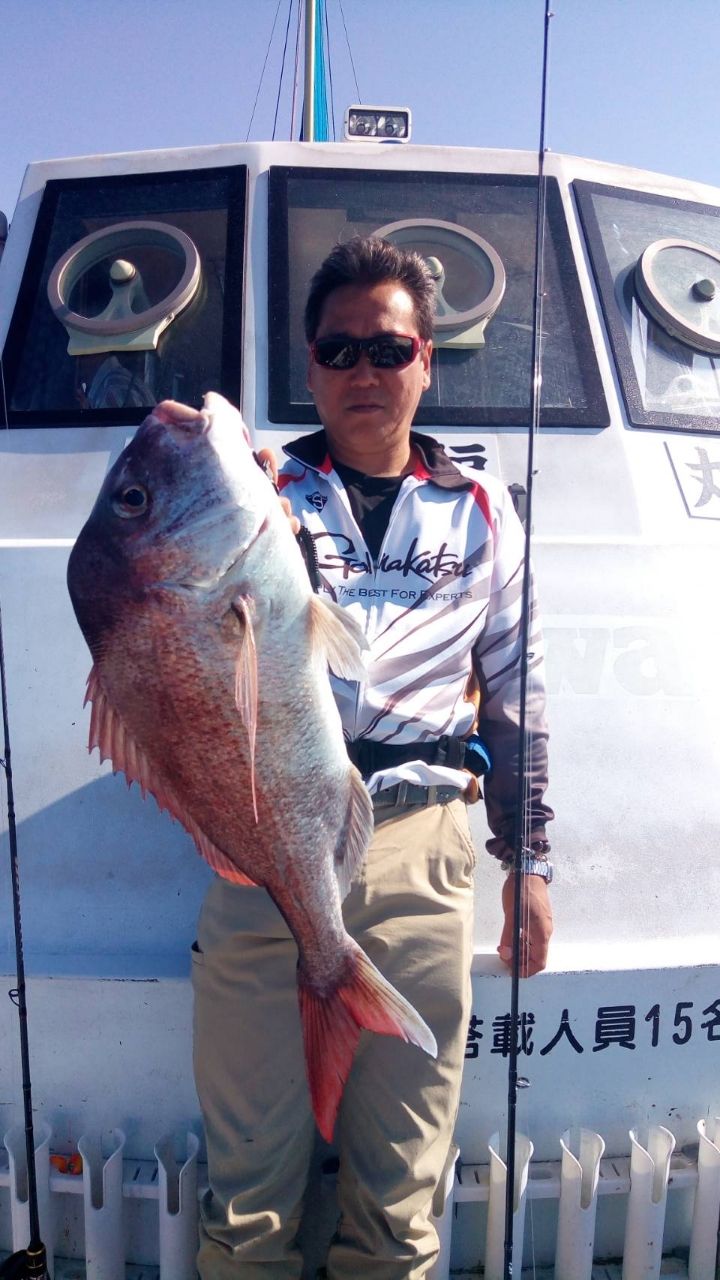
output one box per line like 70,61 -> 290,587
280,431 -> 552,860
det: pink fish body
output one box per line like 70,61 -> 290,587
67,392 -> 436,1139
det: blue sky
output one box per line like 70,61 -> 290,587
1,0 -> 718,221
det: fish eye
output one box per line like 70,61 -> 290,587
113,484 -> 149,517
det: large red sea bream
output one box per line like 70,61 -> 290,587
67,392 -> 436,1139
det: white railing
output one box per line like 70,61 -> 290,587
0,1125 -> 199,1279
1,1118 -> 719,1278
451,1118 -> 720,1280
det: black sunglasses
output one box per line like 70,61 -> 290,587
310,333 -> 424,371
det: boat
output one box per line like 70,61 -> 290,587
1,5 -> 719,1277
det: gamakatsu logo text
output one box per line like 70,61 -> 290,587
315,533 -> 475,582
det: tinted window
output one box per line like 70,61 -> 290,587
575,180 -> 720,434
3,167 -> 246,426
268,167 -> 608,429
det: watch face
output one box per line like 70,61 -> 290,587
634,237 -> 720,355
373,217 -> 506,347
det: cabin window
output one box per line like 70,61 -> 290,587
2,167 -> 246,426
267,166 -> 608,429
575,181 -> 720,434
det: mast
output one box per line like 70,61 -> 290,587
302,0 -> 330,141
303,0 -> 316,141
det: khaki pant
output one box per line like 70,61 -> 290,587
192,797 -> 475,1279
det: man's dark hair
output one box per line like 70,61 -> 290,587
304,235 -> 436,343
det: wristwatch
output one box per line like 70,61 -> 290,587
518,854 -> 553,884
502,839 -> 553,883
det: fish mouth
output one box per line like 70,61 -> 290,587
152,514 -> 270,594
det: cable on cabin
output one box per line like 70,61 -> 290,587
338,0 -> 361,102
502,2 -> 553,1277
245,0 -> 284,141
324,0 -> 336,139
272,0 -> 295,141
290,0 -> 303,139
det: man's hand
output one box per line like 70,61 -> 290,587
497,874 -> 553,978
256,447 -> 300,534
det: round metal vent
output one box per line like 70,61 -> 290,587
47,220 -> 201,356
373,217 -> 506,348
634,238 -> 720,356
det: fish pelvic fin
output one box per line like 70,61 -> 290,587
298,944 -> 437,1143
334,769 -> 374,899
84,666 -> 260,887
232,596 -> 259,824
308,596 -> 368,680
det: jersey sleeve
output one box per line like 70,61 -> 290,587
472,490 -> 554,862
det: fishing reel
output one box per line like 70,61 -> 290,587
0,1247 -> 48,1279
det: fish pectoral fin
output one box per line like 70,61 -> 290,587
334,770 -> 374,899
84,665 -> 260,887
298,944 -> 437,1143
308,596 -> 368,680
231,596 -> 259,824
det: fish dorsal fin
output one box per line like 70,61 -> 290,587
85,667 -> 259,887
308,596 -> 368,680
232,596 -> 259,824
333,768 -> 374,899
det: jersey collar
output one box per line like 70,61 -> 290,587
283,430 -> 474,491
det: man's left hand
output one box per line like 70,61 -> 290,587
497,874 -> 553,978
256,447 -> 300,534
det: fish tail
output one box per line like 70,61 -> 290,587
298,946 -> 437,1143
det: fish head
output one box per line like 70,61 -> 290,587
68,393 -> 276,657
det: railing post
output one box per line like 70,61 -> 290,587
689,1116 -> 720,1280
77,1128 -> 126,1280
622,1125 -> 675,1280
555,1127 -> 605,1280
3,1119 -> 54,1278
154,1131 -> 200,1280
484,1130 -> 533,1280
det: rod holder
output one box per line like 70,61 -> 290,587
154,1131 -> 200,1280
77,1128 -> 126,1280
3,1120 -> 54,1279
555,1127 -> 605,1280
622,1125 -> 675,1280
484,1130 -> 533,1280
689,1115 -> 720,1280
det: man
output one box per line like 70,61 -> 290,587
193,236 -> 553,1278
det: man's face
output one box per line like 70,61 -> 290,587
307,280 -> 432,472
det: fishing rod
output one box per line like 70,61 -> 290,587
502,2 -> 553,1276
0,599 -> 48,1279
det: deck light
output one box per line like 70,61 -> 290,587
344,105 -> 411,143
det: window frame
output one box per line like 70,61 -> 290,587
574,178 -> 720,435
1,165 -> 247,428
267,164 -> 609,429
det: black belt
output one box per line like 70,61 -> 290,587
347,735 -> 489,780
372,782 -> 463,810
